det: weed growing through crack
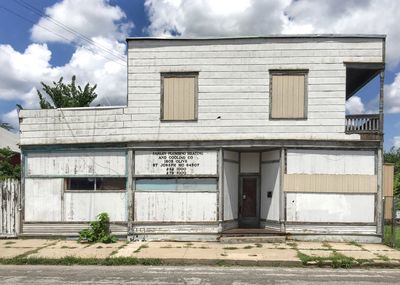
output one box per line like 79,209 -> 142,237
133,244 -> 149,253
348,241 -> 363,248
243,245 -> 253,249
255,243 -> 263,248
223,247 -> 238,250
297,251 -> 355,268
321,242 -> 332,249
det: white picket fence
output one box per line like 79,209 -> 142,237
0,179 -> 20,237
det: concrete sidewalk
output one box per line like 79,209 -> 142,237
0,239 -> 399,267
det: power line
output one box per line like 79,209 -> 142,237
15,0 -> 127,63
0,4 -> 126,67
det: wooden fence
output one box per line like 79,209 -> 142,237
0,179 -> 20,237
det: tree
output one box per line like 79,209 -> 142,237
0,122 -> 13,131
384,147 -> 400,205
0,147 -> 20,180
37,75 -> 97,109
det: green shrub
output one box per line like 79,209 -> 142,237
78,212 -> 117,243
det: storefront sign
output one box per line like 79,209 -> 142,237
135,150 -> 217,176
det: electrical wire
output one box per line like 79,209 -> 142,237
15,0 -> 127,63
0,4 -> 126,67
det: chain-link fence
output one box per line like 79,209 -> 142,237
384,196 -> 399,248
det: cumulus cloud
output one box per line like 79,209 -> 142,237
0,37 -> 127,107
144,0 -> 290,36
31,0 -> 133,43
345,96 -> 365,114
385,73 -> 400,113
0,0 -> 131,128
394,137 -> 400,148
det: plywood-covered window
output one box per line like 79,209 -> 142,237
270,70 -> 308,119
161,72 -> 198,121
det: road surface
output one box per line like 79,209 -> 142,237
0,265 -> 399,284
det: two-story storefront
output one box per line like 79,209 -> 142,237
19,35 -> 386,242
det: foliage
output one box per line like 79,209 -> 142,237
384,224 -> 400,249
0,147 -> 20,180
0,256 -> 161,266
0,122 -> 13,131
37,75 -> 97,109
297,251 -> 355,268
384,147 -> 400,203
78,212 -> 117,243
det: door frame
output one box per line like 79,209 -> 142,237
238,175 -> 260,228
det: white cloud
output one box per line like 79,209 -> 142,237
0,0 -> 132,128
394,136 -> 400,148
144,0 -> 290,37
385,73 -> 400,113
31,0 -> 133,43
346,96 -> 365,114
1,109 -> 19,131
0,37 -> 127,127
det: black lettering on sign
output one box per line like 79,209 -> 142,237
149,150 -> 206,176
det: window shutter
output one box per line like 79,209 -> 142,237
271,73 -> 306,119
163,75 -> 196,120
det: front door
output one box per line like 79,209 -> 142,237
239,176 -> 259,228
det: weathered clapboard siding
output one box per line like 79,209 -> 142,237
286,193 -> 375,223
19,36 -> 384,145
135,192 -> 217,222
0,179 -> 20,237
287,149 -> 375,175
25,151 -> 126,177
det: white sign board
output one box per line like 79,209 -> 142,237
135,150 -> 217,176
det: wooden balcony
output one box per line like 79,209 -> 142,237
345,114 -> 381,135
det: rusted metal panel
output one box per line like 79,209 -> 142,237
135,192 -> 217,222
26,151 -> 126,176
287,149 -> 375,175
283,174 -> 377,193
24,178 -> 63,221
64,192 -> 127,222
286,193 -> 375,223
134,150 -> 217,176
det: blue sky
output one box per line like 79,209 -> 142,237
0,0 -> 399,150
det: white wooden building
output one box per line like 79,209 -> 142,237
18,35 -> 386,242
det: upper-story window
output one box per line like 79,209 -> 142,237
161,72 -> 198,121
269,70 -> 308,120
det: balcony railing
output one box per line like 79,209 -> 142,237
345,114 -> 381,134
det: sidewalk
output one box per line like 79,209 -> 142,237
0,239 -> 399,267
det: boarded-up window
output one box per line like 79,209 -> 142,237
270,70 -> 307,119
161,73 -> 198,121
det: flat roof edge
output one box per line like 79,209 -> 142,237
126,34 -> 386,41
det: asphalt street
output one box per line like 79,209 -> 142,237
0,265 -> 399,284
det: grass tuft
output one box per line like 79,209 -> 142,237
133,244 -> 149,253
297,251 -> 354,268
243,245 -> 253,249
0,256 -> 161,266
254,243 -> 263,248
347,241 -> 362,248
223,247 -> 238,250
